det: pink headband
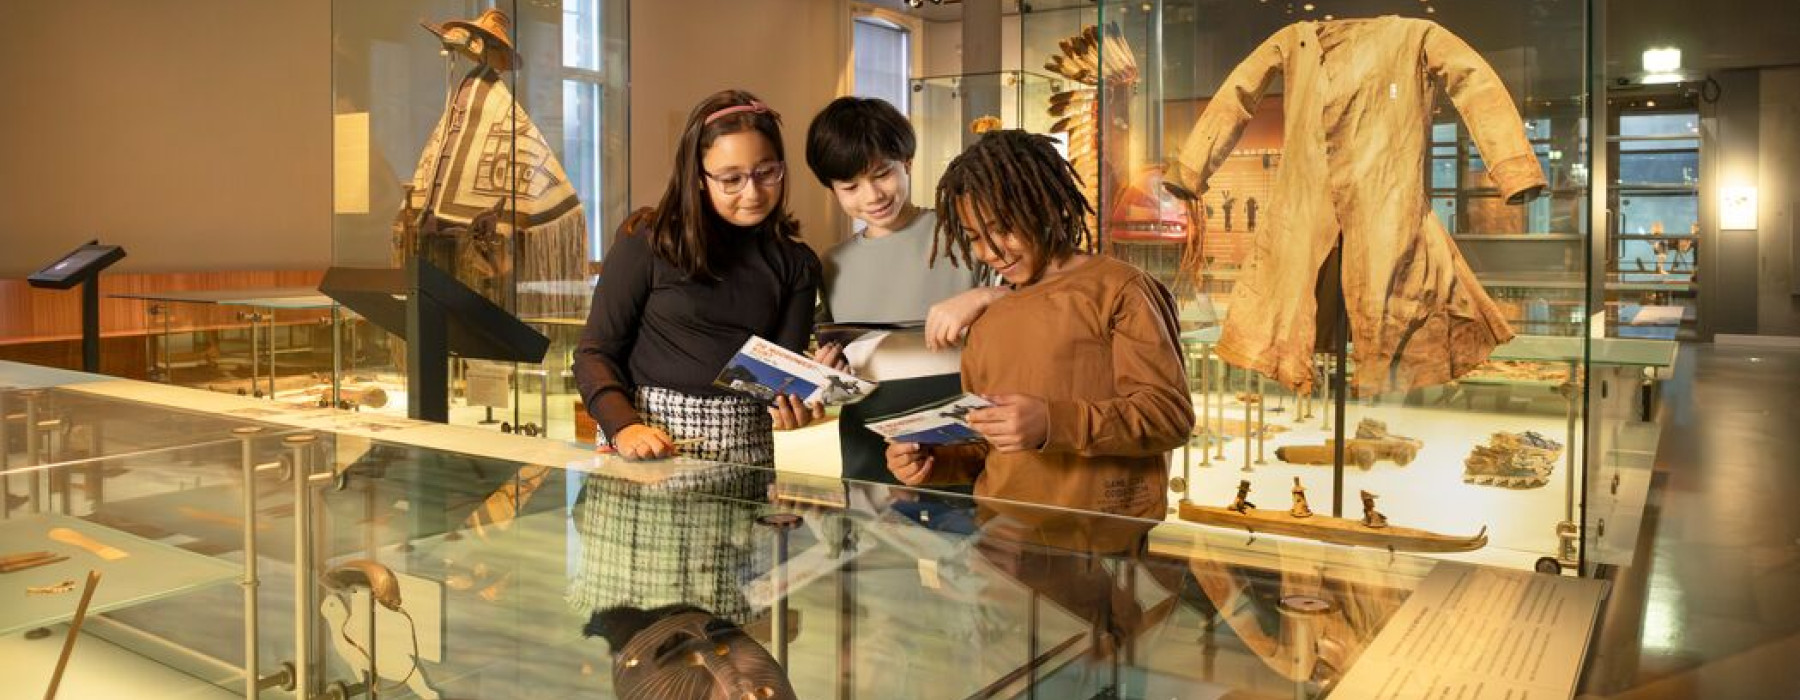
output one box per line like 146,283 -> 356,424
704,100 -> 776,125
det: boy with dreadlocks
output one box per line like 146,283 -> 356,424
884,130 -> 1194,519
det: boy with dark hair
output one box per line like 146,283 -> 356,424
801,96 -> 1004,484
885,129 -> 1193,520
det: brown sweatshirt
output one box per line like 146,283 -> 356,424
926,255 -> 1193,521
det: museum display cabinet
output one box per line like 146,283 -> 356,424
100,1 -> 627,444
0,360 -> 1616,699
909,70 -> 1062,207
1018,0 -> 1671,575
104,290 -> 580,441
320,0 -> 623,436
110,289 -> 348,404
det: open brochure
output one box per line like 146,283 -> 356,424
865,393 -> 993,445
713,335 -> 878,406
817,321 -> 925,371
816,320 -> 924,347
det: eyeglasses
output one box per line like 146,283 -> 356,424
704,162 -> 785,195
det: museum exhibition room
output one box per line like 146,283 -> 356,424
0,0 -> 1797,698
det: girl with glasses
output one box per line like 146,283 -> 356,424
575,88 -> 825,465
569,90 -> 825,622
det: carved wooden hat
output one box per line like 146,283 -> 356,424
423,7 -> 518,71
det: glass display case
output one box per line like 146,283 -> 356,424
322,0 -> 624,437
1016,0 -> 1669,574
110,287 -> 585,444
909,70 -> 1061,207
0,360 -> 1613,699
111,289 -> 345,402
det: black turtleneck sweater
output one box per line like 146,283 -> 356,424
573,217 -> 820,440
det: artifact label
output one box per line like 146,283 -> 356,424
465,362 -> 512,409
1333,562 -> 1608,699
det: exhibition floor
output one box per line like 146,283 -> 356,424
1577,343 -> 1800,700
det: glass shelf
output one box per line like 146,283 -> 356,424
0,513 -> 239,637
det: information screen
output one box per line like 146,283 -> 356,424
28,244 -> 125,289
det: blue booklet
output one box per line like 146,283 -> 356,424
864,393 -> 994,445
714,335 -> 878,406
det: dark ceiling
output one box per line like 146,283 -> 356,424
1606,0 -> 1800,74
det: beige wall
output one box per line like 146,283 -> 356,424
0,1 -> 330,278
629,0 -> 852,253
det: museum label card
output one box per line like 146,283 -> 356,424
1332,561 -> 1609,699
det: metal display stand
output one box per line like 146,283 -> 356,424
319,259 -> 549,423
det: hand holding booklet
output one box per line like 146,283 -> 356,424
714,335 -> 878,406
865,393 -> 994,445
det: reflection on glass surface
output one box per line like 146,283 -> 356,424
3,362 -> 1634,699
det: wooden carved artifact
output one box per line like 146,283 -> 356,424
1178,483 -> 1486,553
1275,418 -> 1421,469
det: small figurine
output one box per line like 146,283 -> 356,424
1289,477 -> 1312,518
1246,197 -> 1259,231
1221,190 -> 1237,232
1359,490 -> 1387,528
1228,479 -> 1256,514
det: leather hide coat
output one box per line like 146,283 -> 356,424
1170,17 -> 1546,394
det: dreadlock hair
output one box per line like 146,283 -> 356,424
932,129 -> 1095,285
646,89 -> 801,280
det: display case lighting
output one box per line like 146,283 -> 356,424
1720,185 -> 1758,230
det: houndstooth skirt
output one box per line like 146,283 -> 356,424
567,386 -> 776,623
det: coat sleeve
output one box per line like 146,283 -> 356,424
1424,23 -> 1548,204
1170,25 -> 1289,198
1040,275 -> 1195,457
572,212 -> 655,441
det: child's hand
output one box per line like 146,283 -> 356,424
925,287 -> 1007,350
770,394 -> 827,431
811,341 -> 850,372
968,394 -> 1049,452
885,441 -> 935,485
612,424 -> 677,460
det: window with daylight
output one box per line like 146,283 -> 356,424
854,16 -> 911,115
562,0 -> 628,261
